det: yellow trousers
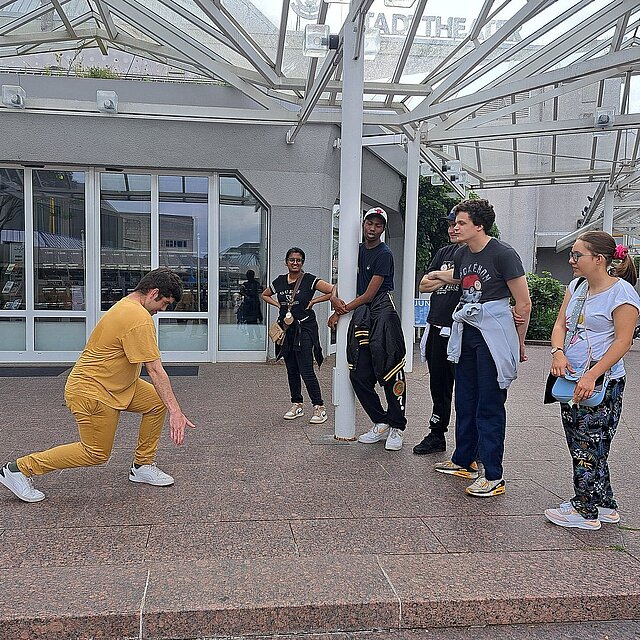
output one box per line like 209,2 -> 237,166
17,378 -> 166,477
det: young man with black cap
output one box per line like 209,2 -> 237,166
329,207 -> 407,451
413,210 -> 462,455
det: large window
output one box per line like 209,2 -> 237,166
33,170 -> 85,311
0,169 -> 25,312
218,176 -> 267,351
100,173 -> 151,310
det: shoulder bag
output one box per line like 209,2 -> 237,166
550,279 -> 609,406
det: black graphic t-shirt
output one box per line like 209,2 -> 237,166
453,238 -> 524,305
357,242 -> 394,296
269,272 -> 319,321
426,243 -> 461,327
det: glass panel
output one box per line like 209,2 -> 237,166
158,319 -> 208,351
33,170 -> 86,311
218,177 -> 267,351
100,173 -> 151,310
0,169 -> 25,311
35,318 -> 86,351
0,317 -> 25,350
159,175 -> 208,312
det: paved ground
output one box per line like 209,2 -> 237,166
1,344 -> 639,639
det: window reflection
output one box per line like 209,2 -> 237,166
218,176 -> 267,351
33,170 -> 85,311
0,169 -> 25,311
159,175 -> 208,312
100,173 -> 151,310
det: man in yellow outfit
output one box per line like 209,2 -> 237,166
0,268 -> 196,502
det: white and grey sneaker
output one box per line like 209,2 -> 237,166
0,464 -> 45,502
129,463 -> 174,487
284,403 -> 304,420
385,428 -> 404,451
309,405 -> 328,424
358,423 -> 389,444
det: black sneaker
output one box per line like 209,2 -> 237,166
412,432 -> 446,455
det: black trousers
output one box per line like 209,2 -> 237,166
283,332 -> 324,406
425,325 -> 455,434
349,343 -> 407,430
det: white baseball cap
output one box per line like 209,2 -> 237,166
363,207 -> 387,225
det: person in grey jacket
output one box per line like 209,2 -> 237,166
432,199 -> 531,498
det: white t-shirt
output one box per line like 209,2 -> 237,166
565,278 -> 640,379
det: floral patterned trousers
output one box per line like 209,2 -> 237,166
560,377 -> 625,520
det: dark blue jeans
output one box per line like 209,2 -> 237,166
451,325 -> 507,481
284,332 -> 324,406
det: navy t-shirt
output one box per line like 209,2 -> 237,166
357,242 -> 394,296
453,238 -> 524,304
426,243 -> 461,327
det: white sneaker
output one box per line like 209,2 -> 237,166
385,428 -> 404,451
129,463 -> 174,487
309,405 -> 328,424
0,464 -> 45,502
598,506 -> 620,523
284,403 -> 304,420
358,423 -> 389,444
545,502 -> 600,530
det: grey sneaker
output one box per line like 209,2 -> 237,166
0,464 -> 45,502
284,403 -> 304,420
358,423 -> 389,444
597,506 -> 620,523
129,463 -> 174,487
466,476 -> 506,497
384,428 -> 404,451
309,405 -> 328,424
434,460 -> 479,479
545,502 -> 600,530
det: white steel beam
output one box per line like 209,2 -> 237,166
93,0 -> 118,39
50,0 -> 76,37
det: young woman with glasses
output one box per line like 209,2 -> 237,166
262,247 -> 334,424
545,231 -> 640,530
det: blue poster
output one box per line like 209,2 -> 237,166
414,298 -> 430,327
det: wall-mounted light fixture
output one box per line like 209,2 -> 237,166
303,24 -> 340,58
1,85 -> 26,109
594,107 -> 614,136
97,90 -> 118,114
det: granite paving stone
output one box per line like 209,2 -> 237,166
290,517 -> 446,556
378,549 -> 640,628
142,556 -> 399,637
0,524 -> 150,568
1,345 -> 640,638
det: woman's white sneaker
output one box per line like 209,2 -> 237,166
284,403 -> 304,420
309,405 -> 328,424
544,502 -> 600,530
129,463 -> 174,487
597,506 -> 620,523
385,428 -> 404,451
0,464 -> 45,502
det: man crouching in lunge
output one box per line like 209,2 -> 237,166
0,268 -> 196,503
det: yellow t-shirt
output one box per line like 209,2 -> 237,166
65,297 -> 161,410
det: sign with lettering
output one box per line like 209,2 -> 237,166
414,298 -> 430,327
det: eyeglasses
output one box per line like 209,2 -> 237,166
287,258 -> 303,263
568,251 -> 598,262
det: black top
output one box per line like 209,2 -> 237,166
357,242 -> 394,297
453,238 -> 525,305
269,272 -> 320,322
426,243 -> 461,328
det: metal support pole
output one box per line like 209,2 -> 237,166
333,8 -> 364,441
603,188 -> 614,234
401,131 -> 420,373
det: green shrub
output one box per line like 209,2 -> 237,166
526,271 -> 565,340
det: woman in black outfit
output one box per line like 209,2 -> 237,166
262,248 -> 334,424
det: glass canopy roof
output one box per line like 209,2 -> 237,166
1,0 -> 640,239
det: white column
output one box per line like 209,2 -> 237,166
400,131 -> 421,373
333,10 -> 364,441
603,188 -> 614,234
